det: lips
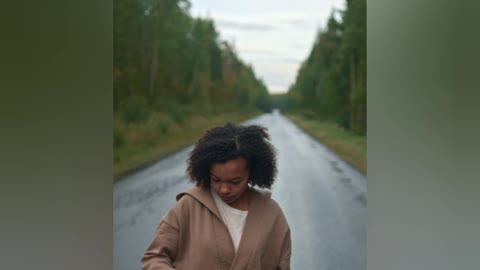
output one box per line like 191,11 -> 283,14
220,195 -> 234,202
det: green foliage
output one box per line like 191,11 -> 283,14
300,109 -> 318,120
151,97 -> 185,123
167,104 -> 185,124
255,93 -> 272,113
287,114 -> 366,173
114,128 -> 126,149
156,121 -> 170,135
270,94 -> 285,110
121,96 -> 150,123
114,0 -> 271,175
286,0 -> 366,135
114,0 -> 268,115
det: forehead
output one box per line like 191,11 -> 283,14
210,157 -> 248,177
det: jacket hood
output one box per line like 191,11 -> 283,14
176,185 -> 218,216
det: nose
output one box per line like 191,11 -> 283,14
219,184 -> 231,195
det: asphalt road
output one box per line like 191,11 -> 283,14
114,111 -> 367,270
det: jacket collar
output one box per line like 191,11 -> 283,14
176,185 -> 272,222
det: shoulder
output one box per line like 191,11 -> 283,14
252,189 -> 290,235
254,188 -> 281,210
161,191 -> 200,228
170,185 -> 216,217
172,189 -> 202,213
253,188 -> 287,220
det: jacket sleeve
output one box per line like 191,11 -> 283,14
276,228 -> 291,270
141,210 -> 179,270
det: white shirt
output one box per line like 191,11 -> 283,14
211,189 -> 248,253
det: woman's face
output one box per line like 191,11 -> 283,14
210,157 -> 250,208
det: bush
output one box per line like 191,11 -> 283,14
152,97 -> 185,124
167,104 -> 184,124
301,109 -> 317,120
121,96 -> 150,123
114,128 -> 126,148
156,121 -> 170,135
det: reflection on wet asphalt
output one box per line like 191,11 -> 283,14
114,111 -> 366,270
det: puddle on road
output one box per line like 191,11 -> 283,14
340,177 -> 352,184
329,160 -> 344,173
353,193 -> 366,207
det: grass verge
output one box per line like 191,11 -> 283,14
114,111 -> 260,182
286,114 -> 367,174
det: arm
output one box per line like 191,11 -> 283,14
141,214 -> 179,270
277,229 -> 291,270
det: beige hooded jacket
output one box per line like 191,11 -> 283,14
141,186 -> 291,270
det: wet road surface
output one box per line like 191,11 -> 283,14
114,111 -> 366,270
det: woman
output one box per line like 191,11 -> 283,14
141,122 -> 291,270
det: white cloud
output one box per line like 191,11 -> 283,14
216,19 -> 279,32
189,0 -> 346,94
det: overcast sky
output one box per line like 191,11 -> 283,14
189,0 -> 346,94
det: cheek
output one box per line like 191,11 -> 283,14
211,182 -> 220,191
236,181 -> 249,192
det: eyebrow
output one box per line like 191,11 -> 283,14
210,173 -> 242,182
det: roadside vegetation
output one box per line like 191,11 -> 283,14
286,113 -> 366,174
114,109 -> 260,180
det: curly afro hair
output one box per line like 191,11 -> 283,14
187,122 -> 277,189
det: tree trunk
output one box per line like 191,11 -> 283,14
349,54 -> 356,131
149,14 -> 160,97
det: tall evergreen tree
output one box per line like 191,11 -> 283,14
287,0 -> 366,134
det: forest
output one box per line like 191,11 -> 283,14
114,0 -> 366,177
284,0 -> 366,135
114,0 -> 270,117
